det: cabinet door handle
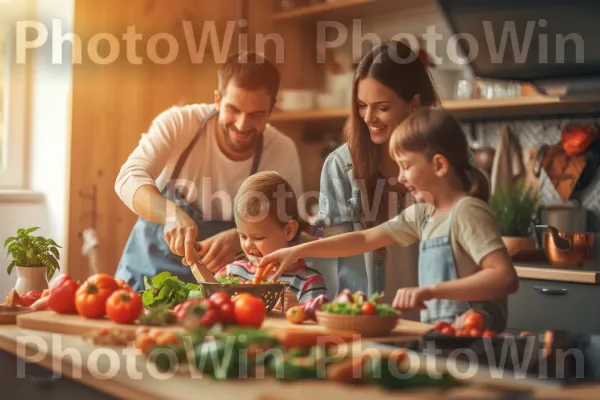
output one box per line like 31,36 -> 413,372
534,286 -> 568,295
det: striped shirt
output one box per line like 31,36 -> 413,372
216,259 -> 327,304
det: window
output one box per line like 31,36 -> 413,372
0,1 -> 29,189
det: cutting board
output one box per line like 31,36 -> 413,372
16,311 -> 180,336
16,310 -> 432,340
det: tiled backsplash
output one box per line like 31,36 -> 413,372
464,116 -> 600,232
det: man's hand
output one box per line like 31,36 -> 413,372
163,208 -> 199,266
392,287 -> 434,311
196,229 -> 241,273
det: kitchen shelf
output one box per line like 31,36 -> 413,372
271,0 -> 400,22
269,96 -> 600,123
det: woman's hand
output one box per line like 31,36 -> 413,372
258,247 -> 301,281
164,208 -> 198,266
392,287 -> 434,311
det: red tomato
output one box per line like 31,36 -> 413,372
360,302 -> 377,315
106,290 -> 143,324
455,329 -> 469,337
219,302 -> 236,324
48,276 -> 80,314
75,274 -> 120,318
440,326 -> 456,336
464,311 -> 485,331
209,292 -> 231,307
482,330 -> 496,338
469,328 -> 483,337
233,294 -> 266,328
434,321 -> 451,332
115,279 -> 133,292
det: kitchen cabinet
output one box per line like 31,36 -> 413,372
0,350 -> 116,399
507,278 -> 600,335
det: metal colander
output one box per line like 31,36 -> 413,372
199,282 -> 288,312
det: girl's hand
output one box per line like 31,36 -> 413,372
392,287 -> 434,311
258,248 -> 300,281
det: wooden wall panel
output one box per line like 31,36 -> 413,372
68,0 -> 237,281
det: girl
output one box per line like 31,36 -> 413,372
312,40 -> 439,307
259,108 -> 518,332
216,171 -> 327,311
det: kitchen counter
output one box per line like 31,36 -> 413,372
2,318 -> 600,399
515,264 -> 600,284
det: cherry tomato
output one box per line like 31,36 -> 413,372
156,332 -> 180,346
75,274 -> 120,318
440,326 -> 456,336
360,302 -> 377,315
233,294 -> 266,328
464,311 -> 485,331
285,305 -> 306,324
455,329 -> 469,337
434,321 -> 451,332
135,334 -> 156,354
219,302 -> 237,324
209,292 -> 231,307
105,290 -> 143,324
469,328 -> 483,337
482,330 -> 496,337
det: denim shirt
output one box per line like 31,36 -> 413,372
309,143 -> 386,297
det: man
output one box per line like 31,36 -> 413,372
114,52 -> 303,290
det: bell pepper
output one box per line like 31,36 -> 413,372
48,275 -> 80,314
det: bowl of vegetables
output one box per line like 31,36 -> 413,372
315,290 -> 400,337
199,276 -> 289,312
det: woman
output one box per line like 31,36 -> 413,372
311,40 -> 439,310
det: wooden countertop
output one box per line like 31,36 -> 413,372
2,317 -> 600,399
515,265 -> 600,284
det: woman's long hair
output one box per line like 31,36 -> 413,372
345,40 -> 439,228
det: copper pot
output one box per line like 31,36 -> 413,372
541,231 -> 595,267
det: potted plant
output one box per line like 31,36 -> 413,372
489,184 -> 540,257
4,227 -> 61,294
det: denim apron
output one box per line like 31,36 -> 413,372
115,108 -> 263,291
418,204 -> 470,325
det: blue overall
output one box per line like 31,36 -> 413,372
115,108 -> 263,291
417,204 -> 471,325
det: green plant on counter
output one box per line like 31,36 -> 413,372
489,184 -> 539,237
4,227 -> 61,280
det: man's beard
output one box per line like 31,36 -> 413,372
221,122 -> 261,153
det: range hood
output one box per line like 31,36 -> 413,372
435,0 -> 600,99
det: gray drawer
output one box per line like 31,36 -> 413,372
507,278 -> 600,335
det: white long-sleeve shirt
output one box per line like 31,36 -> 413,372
115,103 -> 304,221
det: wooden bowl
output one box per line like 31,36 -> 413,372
315,311 -> 400,337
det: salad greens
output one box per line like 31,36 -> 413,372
320,292 -> 398,316
142,271 -> 204,309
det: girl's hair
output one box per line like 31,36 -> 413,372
389,107 -> 490,202
345,40 -> 439,228
234,171 -> 307,240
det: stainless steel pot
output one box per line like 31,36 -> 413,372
539,203 -> 588,234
